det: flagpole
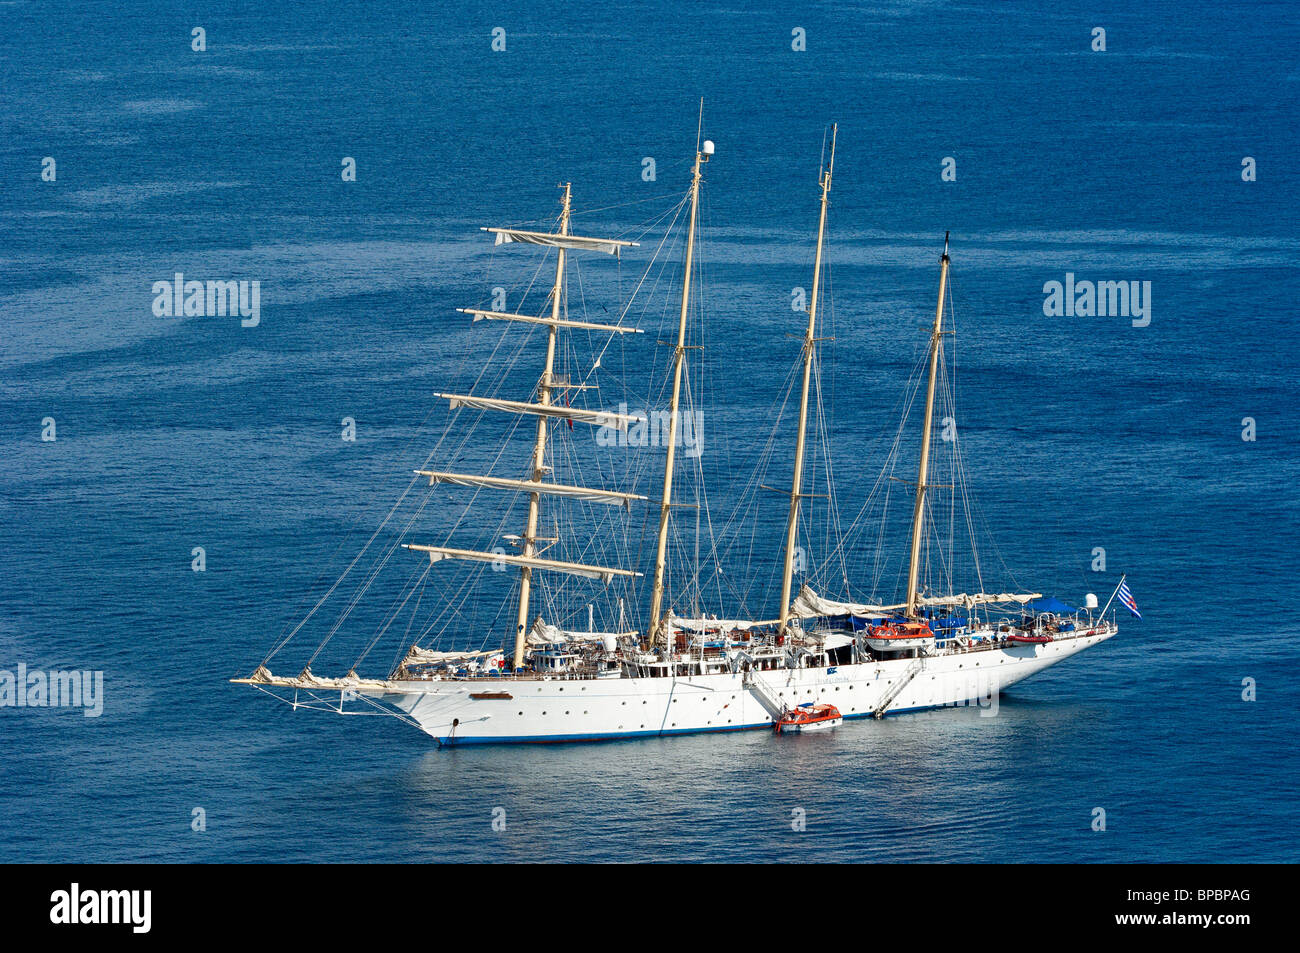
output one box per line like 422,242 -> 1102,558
1096,573 -> 1126,625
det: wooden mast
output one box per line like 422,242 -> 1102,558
511,183 -> 572,669
778,126 -> 836,634
647,142 -> 707,651
904,232 -> 950,619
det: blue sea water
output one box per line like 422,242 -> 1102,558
1,0 -> 1297,862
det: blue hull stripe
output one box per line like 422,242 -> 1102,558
437,701 -> 952,746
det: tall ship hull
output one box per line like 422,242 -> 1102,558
364,626 -> 1114,745
236,119 -> 1137,748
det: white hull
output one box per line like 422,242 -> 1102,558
366,629 -> 1114,745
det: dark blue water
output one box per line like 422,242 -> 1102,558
2,0 -> 1296,862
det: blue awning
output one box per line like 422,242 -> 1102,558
1023,596 -> 1076,615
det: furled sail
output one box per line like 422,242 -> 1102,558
527,618 -> 634,645
788,584 -> 1044,619
403,544 -> 641,584
434,392 -> 644,431
234,666 -> 392,690
460,308 -> 642,335
416,470 -> 645,506
670,616 -> 778,631
483,227 -> 638,256
403,647 -> 498,664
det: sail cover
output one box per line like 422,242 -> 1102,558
416,470 -> 645,506
404,647 -> 498,664
526,618 -> 632,646
435,393 -> 644,431
671,616 -> 776,632
484,228 -> 638,256
404,544 -> 640,584
788,584 -> 1043,618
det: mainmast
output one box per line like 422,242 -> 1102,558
647,138 -> 711,651
511,183 -> 572,670
778,125 -> 836,634
904,232 -> 951,618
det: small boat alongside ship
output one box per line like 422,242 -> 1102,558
775,703 -> 843,734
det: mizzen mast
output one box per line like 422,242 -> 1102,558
904,232 -> 951,618
647,137 -> 711,651
778,125 -> 836,634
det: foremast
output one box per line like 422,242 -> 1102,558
512,184 -> 571,671
904,233 -> 951,618
646,141 -> 709,652
405,185 -> 646,671
778,126 -> 836,634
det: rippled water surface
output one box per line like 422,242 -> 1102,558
1,0 -> 1296,862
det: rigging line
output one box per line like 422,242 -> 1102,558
703,349 -> 803,613
814,337 -> 933,587
419,499 -> 520,646
569,191 -> 684,218
583,194 -> 689,392
261,273 -> 534,667
832,361 -> 923,563
309,368 -> 543,665
272,235 -> 552,667
944,274 -> 988,595
353,560 -> 432,672
260,470 -> 423,667
706,350 -> 804,615
307,476 -> 441,668
806,335 -> 840,591
384,561 -> 430,674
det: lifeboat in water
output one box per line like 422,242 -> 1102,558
865,620 -> 935,653
774,703 -> 843,734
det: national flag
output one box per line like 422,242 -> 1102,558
1116,580 -> 1141,619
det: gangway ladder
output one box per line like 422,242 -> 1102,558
873,657 -> 925,719
743,669 -> 788,721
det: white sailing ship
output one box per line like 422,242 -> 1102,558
236,125 -> 1123,745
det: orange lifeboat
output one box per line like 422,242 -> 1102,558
864,620 -> 935,653
774,703 -> 843,734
